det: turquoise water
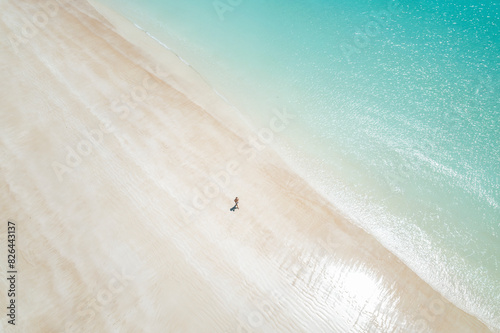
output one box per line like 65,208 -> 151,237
97,0 -> 499,330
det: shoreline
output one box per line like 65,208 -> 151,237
1,0 -> 495,332
87,2 -> 499,331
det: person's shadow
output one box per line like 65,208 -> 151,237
230,204 -> 238,212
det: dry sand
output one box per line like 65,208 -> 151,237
0,0 -> 494,332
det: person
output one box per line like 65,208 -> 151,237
234,197 -> 239,209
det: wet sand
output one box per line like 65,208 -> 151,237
0,0 -> 494,332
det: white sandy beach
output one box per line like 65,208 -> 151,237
0,0 -> 495,332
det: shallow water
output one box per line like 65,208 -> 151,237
96,0 -> 500,330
